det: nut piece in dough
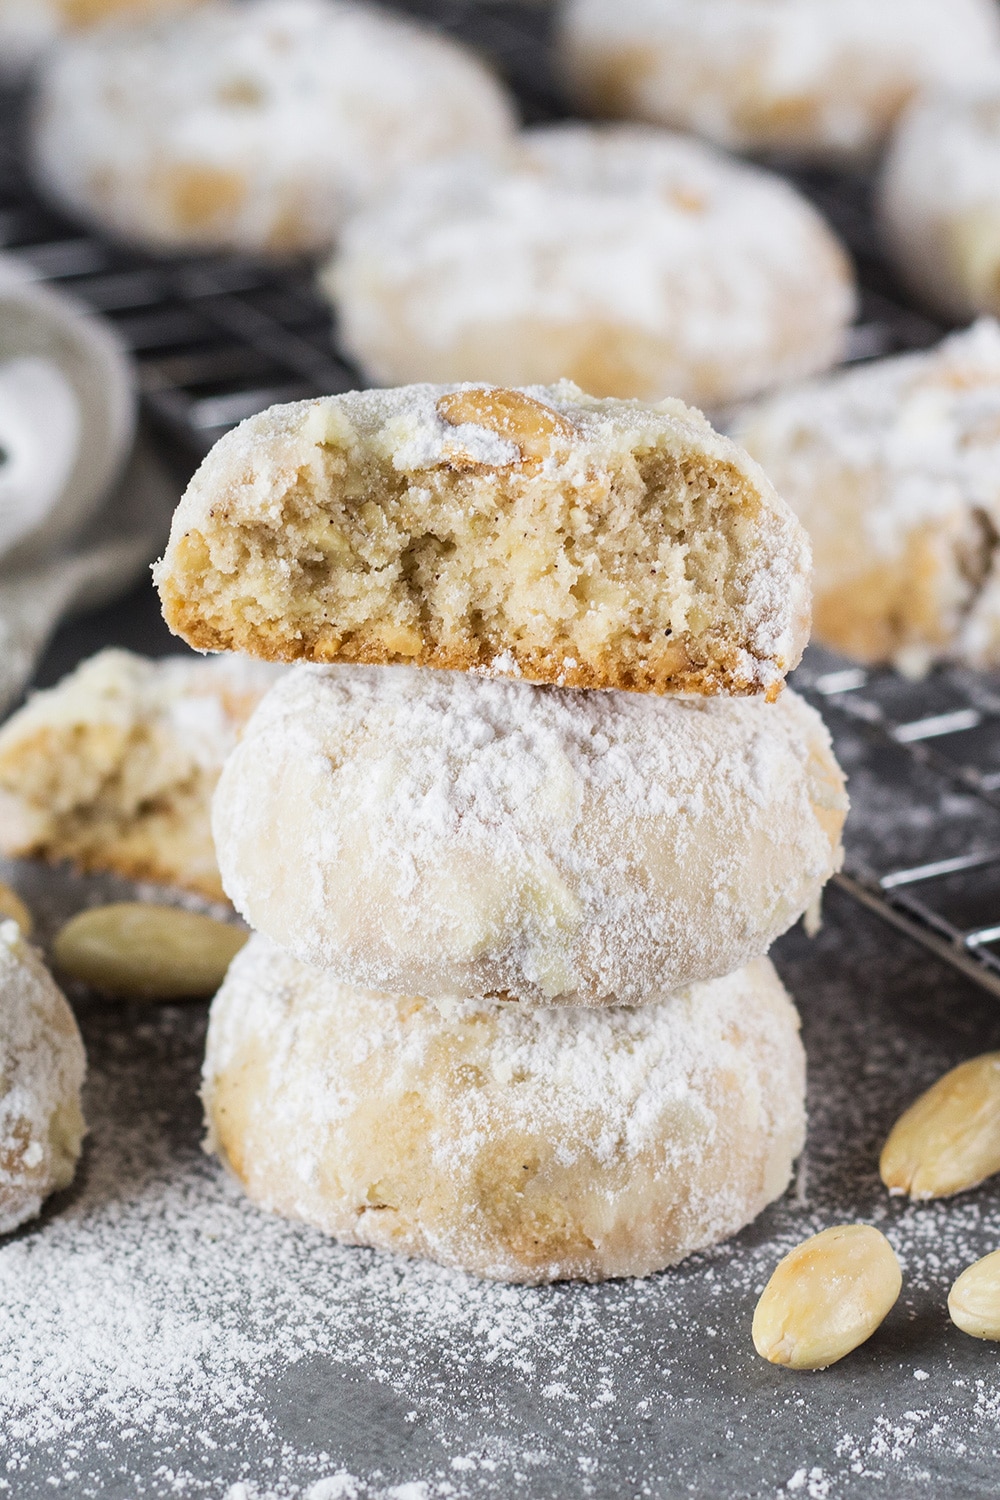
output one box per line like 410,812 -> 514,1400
949,1250 -> 1000,1340
0,648 -> 282,902
327,124 -> 855,411
558,0 -> 1000,165
880,1053 -> 1000,1201
0,920 -> 86,1235
752,1226 -> 902,1370
211,664 -> 847,1007
736,322 -> 1000,673
54,903 -> 247,1000
29,0 -> 515,255
203,940 -> 806,1284
154,382 -> 812,699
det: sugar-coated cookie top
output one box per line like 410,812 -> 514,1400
738,321 -> 1000,560
0,0 -> 204,74
331,124 -> 855,356
566,0 -> 1000,76
881,78 -> 1000,220
175,377 -> 777,508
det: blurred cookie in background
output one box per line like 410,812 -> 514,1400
29,0 -> 517,256
879,81 -> 1000,321
326,124 -> 856,410
735,321 -> 1000,674
0,0 -> 203,77
558,0 -> 1000,166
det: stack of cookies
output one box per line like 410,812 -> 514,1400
153,381 -> 848,1285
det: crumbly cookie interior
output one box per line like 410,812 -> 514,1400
0,720 -> 221,898
164,410 -> 779,696
0,651 -> 278,901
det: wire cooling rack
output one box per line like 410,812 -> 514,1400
3,1 -> 1000,994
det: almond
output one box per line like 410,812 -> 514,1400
949,1249 -> 1000,1340
54,902 -> 247,1000
436,386 -> 577,466
752,1225 -> 902,1370
880,1053 -> 1000,1200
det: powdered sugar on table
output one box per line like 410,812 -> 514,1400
2,857 -> 1000,1496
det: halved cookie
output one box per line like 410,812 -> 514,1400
0,649 -> 281,901
154,382 -> 811,698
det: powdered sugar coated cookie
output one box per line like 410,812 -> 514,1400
203,939 -> 806,1283
154,382 -> 813,699
211,665 -> 847,1007
0,0 -> 203,77
328,124 -> 855,409
879,80 -> 1000,321
737,321 -> 1000,672
30,0 -> 516,254
559,0 -> 1000,165
0,649 -> 282,901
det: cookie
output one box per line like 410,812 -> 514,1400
29,0 -> 516,255
879,83 -> 1000,320
203,939 -> 806,1284
0,921 -> 85,1236
736,321 -> 1000,673
0,649 -> 282,902
327,123 -> 856,410
558,0 -> 1000,165
211,664 -> 846,1007
154,383 -> 812,699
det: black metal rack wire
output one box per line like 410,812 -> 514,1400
3,2 -> 1000,994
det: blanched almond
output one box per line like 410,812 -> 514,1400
54,902 -> 247,999
436,386 -> 577,466
949,1249 -> 1000,1340
752,1225 -> 902,1370
880,1053 -> 1000,1200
